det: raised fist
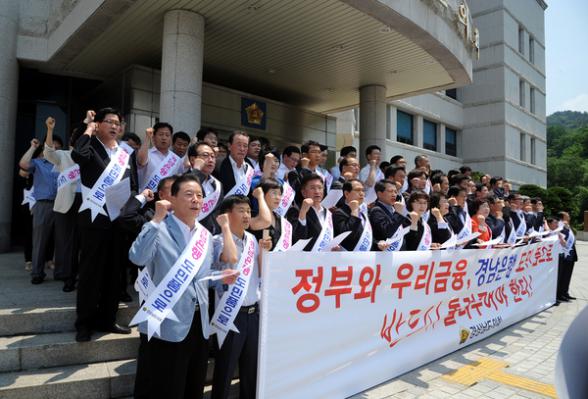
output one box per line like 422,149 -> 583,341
259,238 -> 273,252
252,187 -> 264,199
145,128 -> 154,140
299,157 -> 310,169
45,117 -> 56,130
30,138 -> 40,148
153,200 -> 172,223
85,110 -> 96,123
393,202 -> 405,214
476,215 -> 486,225
216,213 -> 230,229
221,269 -> 239,285
431,207 -> 442,220
141,189 -> 155,202
349,200 -> 360,213
409,211 -> 420,224
448,197 -> 458,206
191,157 -> 206,170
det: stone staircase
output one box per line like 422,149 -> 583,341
0,252 -> 237,398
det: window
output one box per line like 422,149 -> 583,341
529,36 -> 535,63
519,79 -> 525,108
520,132 -> 526,162
396,110 -> 414,145
530,137 -> 536,164
446,127 -> 457,157
530,87 -> 536,114
445,89 -> 457,100
518,26 -> 525,54
423,120 -> 437,151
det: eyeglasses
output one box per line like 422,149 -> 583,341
102,119 -> 121,127
197,152 -> 216,159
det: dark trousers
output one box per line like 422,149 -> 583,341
54,195 -> 81,281
134,310 -> 209,399
212,307 -> 259,399
21,204 -> 33,262
75,226 -> 119,331
561,259 -> 575,297
31,200 -> 55,279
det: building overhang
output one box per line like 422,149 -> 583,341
18,0 -> 477,113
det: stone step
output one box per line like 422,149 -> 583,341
0,329 -> 140,373
0,303 -> 138,337
0,359 -> 136,399
0,359 -> 238,399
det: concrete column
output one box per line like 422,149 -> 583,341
415,115 -> 424,148
359,85 -> 387,163
160,10 -> 204,135
0,1 -> 19,252
439,124 -> 446,154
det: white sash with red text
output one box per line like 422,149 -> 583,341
210,231 -> 256,346
198,175 -> 222,221
273,216 -> 293,252
57,164 -> 80,192
79,142 -> 133,221
417,220 -> 433,251
143,151 -> 181,191
353,211 -> 373,251
274,181 -> 295,217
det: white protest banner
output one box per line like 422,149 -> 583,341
22,188 -> 36,210
258,238 -> 559,399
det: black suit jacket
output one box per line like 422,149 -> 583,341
116,196 -> 154,237
286,205 -> 328,251
332,204 -> 364,251
446,205 -> 466,236
486,214 -> 505,239
368,201 -> 410,250
404,220 -> 424,251
71,135 -> 138,229
428,216 -> 452,244
213,156 -> 237,195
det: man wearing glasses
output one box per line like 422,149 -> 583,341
188,142 -> 223,235
71,108 -> 138,342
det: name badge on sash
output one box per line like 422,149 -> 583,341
130,223 -> 211,340
57,164 -> 80,192
134,267 -> 154,305
198,176 -> 222,221
353,212 -> 373,251
311,209 -> 334,252
79,142 -> 134,221
225,164 -> 254,197
457,210 -> 472,241
22,187 -> 36,210
273,216 -> 293,252
211,232 -> 256,346
507,220 -> 517,244
143,151 -> 181,191
274,181 -> 295,217
385,225 -> 409,252
514,211 -> 527,237
417,221 -> 432,251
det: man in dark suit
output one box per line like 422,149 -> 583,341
369,180 -> 410,250
558,211 -> 578,303
213,130 -> 252,196
332,179 -> 368,251
486,195 -> 507,239
286,173 -> 329,251
287,140 -> 327,206
445,185 -> 468,235
71,108 -> 137,342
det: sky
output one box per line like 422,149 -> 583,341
545,0 -> 588,115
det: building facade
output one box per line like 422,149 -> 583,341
1,0 -> 481,250
332,0 -> 548,187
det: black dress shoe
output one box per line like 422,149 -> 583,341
558,296 -> 570,303
76,329 -> 92,342
119,291 -> 133,303
553,301 -> 560,306
96,323 -> 131,334
564,294 -> 577,300
63,282 -> 76,292
31,276 -> 44,285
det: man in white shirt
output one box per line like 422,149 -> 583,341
137,122 -> 184,190
359,145 -> 384,189
276,145 -> 300,181
246,136 -> 262,175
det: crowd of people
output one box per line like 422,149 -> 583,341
17,107 -> 578,399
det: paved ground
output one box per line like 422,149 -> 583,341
353,242 -> 588,399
